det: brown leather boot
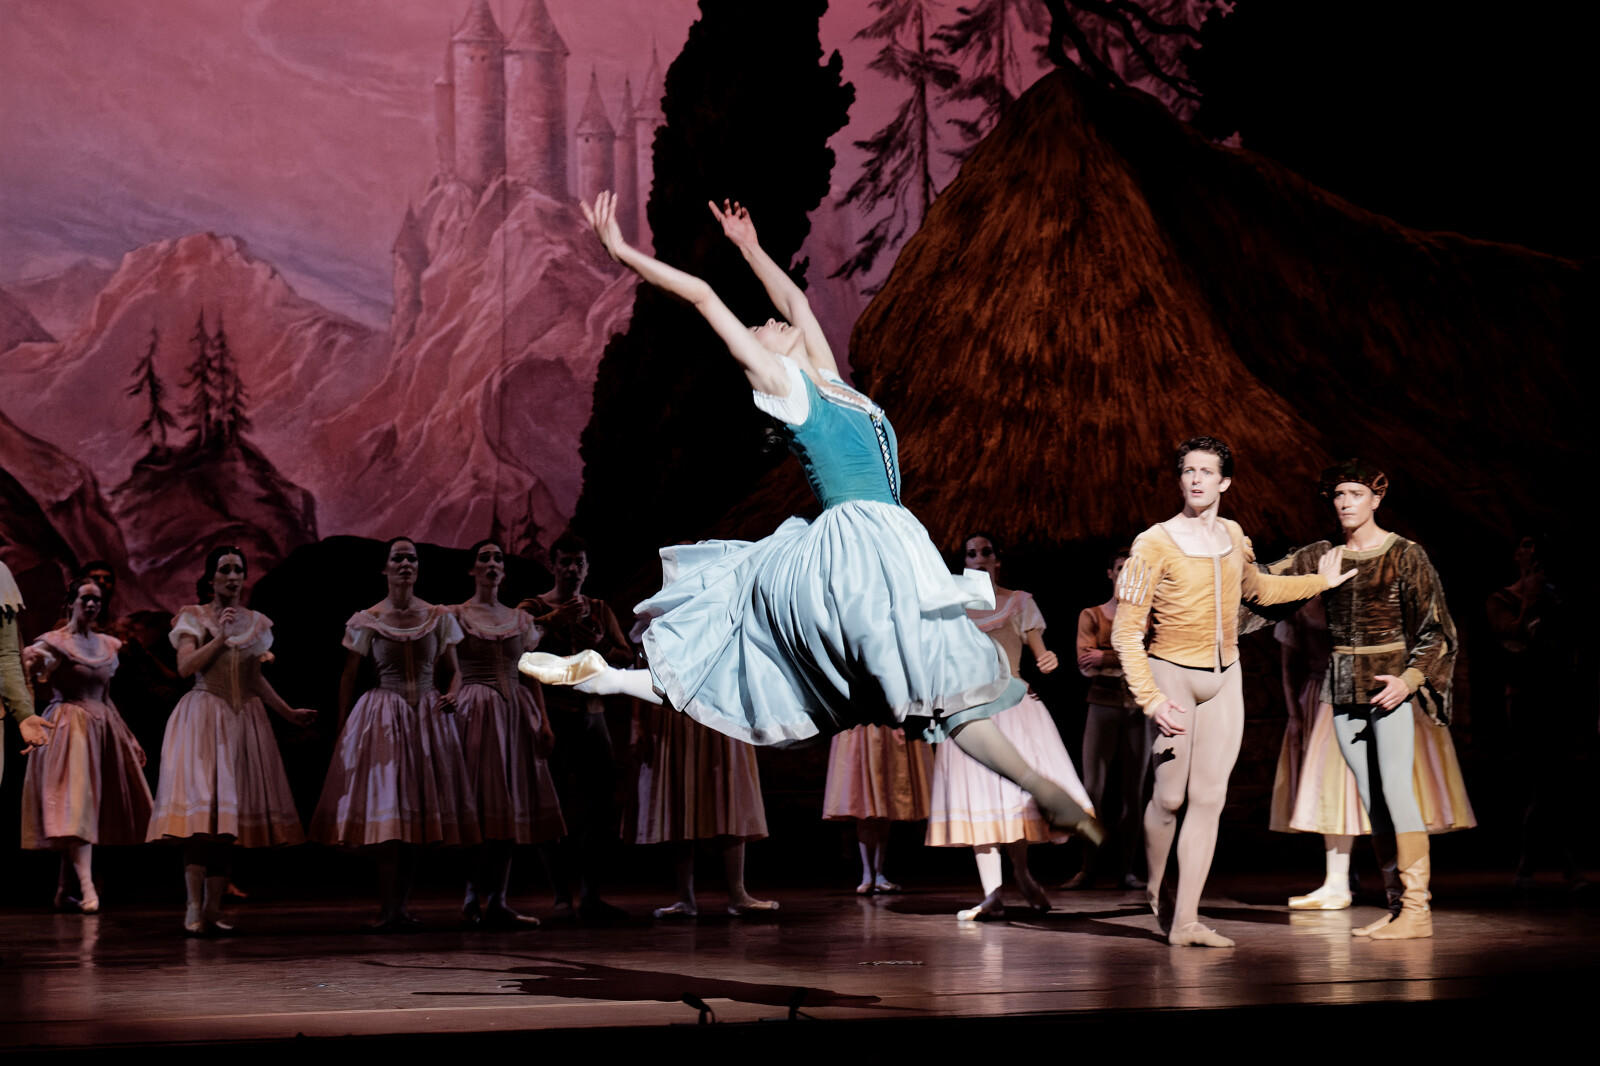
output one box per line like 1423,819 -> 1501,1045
1369,832 -> 1431,940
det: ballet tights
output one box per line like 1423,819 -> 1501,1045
1143,660 -> 1244,945
575,666 -> 661,703
58,843 -> 97,910
181,840 -> 233,931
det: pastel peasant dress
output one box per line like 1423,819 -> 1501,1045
629,704 -> 770,844
311,606 -> 480,847
450,605 -> 566,844
925,592 -> 1094,846
634,355 -> 1023,747
822,725 -> 934,822
146,605 -> 304,846
21,630 -> 152,847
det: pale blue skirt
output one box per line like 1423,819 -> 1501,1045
636,500 -> 1023,746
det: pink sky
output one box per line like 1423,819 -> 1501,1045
0,0 -> 1042,324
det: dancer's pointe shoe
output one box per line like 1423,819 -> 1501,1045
1168,921 -> 1235,947
854,880 -> 875,896
956,893 -> 1005,922
1288,885 -> 1353,910
518,650 -> 606,687
872,876 -> 902,894
183,903 -> 205,936
77,890 -> 100,916
653,901 -> 698,919
727,898 -> 779,917
483,901 -> 541,929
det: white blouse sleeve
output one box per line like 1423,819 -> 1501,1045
1018,592 -> 1047,635
751,354 -> 810,426
169,606 -> 210,649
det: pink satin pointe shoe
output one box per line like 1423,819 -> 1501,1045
518,649 -> 607,686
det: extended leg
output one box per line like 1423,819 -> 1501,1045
949,718 -> 1102,844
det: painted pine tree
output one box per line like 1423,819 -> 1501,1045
935,0 -> 1050,154
832,0 -> 958,285
1040,0 -> 1210,120
179,311 -> 215,450
126,325 -> 177,457
208,314 -> 250,444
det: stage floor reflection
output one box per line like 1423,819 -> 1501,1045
1,874 -> 1594,1050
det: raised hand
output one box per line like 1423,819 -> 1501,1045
1317,547 -> 1358,589
581,190 -> 628,261
708,198 -> 758,248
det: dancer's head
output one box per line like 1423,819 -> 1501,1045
66,579 -> 104,628
1107,546 -> 1131,586
468,538 -> 505,591
78,559 -> 116,610
962,532 -> 1003,579
197,546 -> 247,604
750,317 -> 805,358
549,531 -> 589,595
1318,459 -> 1387,535
383,536 -> 419,589
1174,436 -> 1232,511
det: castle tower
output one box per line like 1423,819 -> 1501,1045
432,38 -> 456,179
451,0 -> 506,190
391,205 -> 430,346
614,79 -> 639,243
630,44 -> 666,246
505,0 -> 569,198
574,69 -> 616,209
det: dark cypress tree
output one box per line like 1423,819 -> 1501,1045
126,325 -> 178,456
208,314 -> 250,444
832,0 -> 958,285
573,0 -> 852,594
179,311 -> 215,450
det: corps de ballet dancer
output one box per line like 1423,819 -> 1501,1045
451,539 -> 565,928
145,547 -> 317,935
521,193 -> 1103,846
925,532 -> 1095,920
1266,460 -> 1472,939
2,560 -> 54,781
19,578 -> 152,913
823,723 -> 933,894
1114,438 -> 1353,946
310,537 -> 480,929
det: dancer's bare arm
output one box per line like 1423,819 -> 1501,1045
584,192 -> 789,395
709,199 -> 840,378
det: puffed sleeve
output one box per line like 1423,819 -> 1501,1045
751,354 -> 811,425
519,609 -> 543,651
169,605 -> 210,648
1112,532 -> 1167,716
342,613 -> 374,657
1398,542 -> 1458,725
436,608 -> 464,647
1017,592 -> 1046,635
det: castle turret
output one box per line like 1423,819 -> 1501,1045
451,0 -> 506,190
433,38 -> 456,179
630,44 -> 666,246
614,79 -> 639,243
391,205 -> 430,346
505,0 -> 569,199
574,69 -> 616,209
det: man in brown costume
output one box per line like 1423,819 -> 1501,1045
1269,460 -> 1459,939
2,560 -> 53,784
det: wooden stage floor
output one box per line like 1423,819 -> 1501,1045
2,873 -> 1594,1056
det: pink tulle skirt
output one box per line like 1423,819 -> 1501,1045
1270,701 -> 1476,835
454,682 -> 565,844
925,692 -> 1094,847
311,688 -> 480,846
146,690 -> 304,846
21,697 -> 152,848
822,724 -> 933,822
628,704 -> 768,844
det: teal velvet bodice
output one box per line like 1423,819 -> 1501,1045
781,371 -> 902,509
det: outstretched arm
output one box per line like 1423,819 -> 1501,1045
709,200 -> 840,378
584,192 -> 789,395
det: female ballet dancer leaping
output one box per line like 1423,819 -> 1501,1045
521,192 -> 1101,842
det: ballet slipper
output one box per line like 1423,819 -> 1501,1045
202,877 -> 233,934
957,890 -> 1004,922
184,902 -> 206,936
1288,885 -> 1353,910
1168,921 -> 1235,948
77,891 -> 100,916
483,901 -> 541,929
855,880 -> 875,896
872,876 -> 903,894
653,901 -> 698,919
727,898 -> 779,917
518,650 -> 606,686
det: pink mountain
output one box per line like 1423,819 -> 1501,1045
6,259 -> 116,341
